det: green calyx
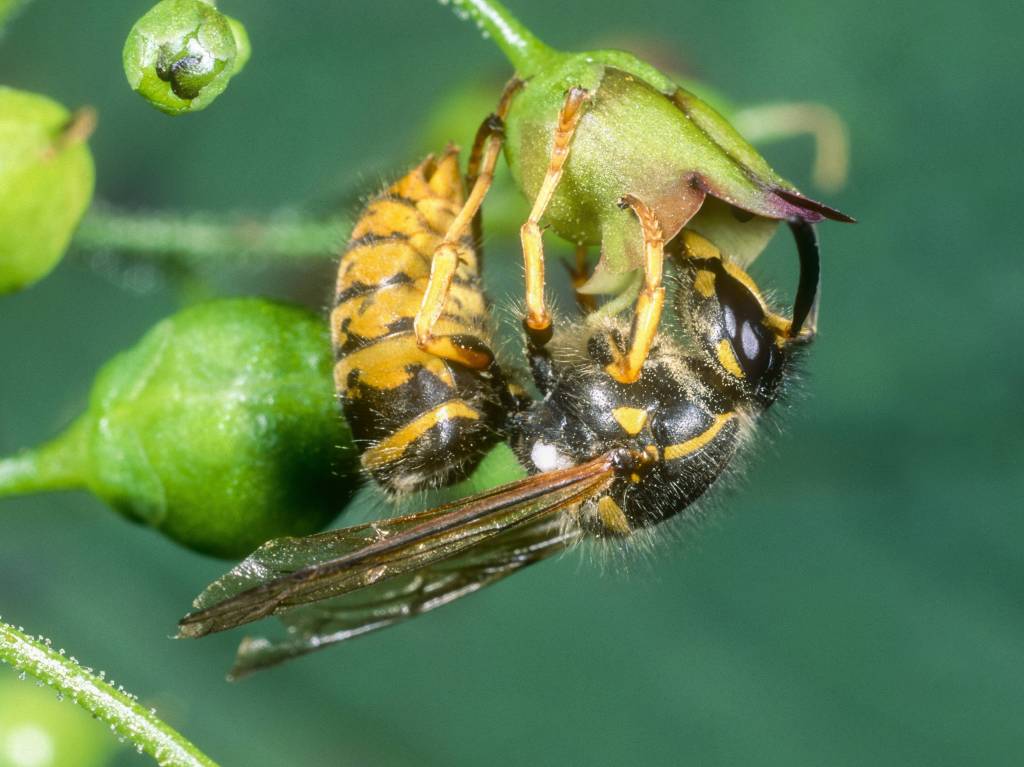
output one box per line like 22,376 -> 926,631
444,2 -> 850,290
0,299 -> 359,559
123,0 -> 249,115
0,87 -> 95,295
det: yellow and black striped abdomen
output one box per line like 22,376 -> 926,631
331,150 -> 509,493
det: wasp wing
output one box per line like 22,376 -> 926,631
226,517 -> 580,677
179,455 -> 615,639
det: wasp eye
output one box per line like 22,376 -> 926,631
682,244 -> 785,396
713,267 -> 777,386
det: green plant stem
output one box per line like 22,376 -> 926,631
442,0 -> 557,76
731,102 -> 850,193
73,206 -> 349,265
0,418 -> 87,498
0,619 -> 219,766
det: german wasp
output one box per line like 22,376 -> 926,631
179,162 -> 822,674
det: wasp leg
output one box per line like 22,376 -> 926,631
604,195 -> 666,385
566,245 -> 597,313
414,79 -> 524,370
521,86 -> 590,348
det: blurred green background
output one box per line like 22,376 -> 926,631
2,0 -> 1022,765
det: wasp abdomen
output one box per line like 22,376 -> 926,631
331,151 -> 508,493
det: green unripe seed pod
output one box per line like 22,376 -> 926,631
0,87 -> 95,294
122,0 -> 249,115
0,299 -> 358,559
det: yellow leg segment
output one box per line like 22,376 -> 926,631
605,195 -> 666,385
413,79 -> 523,369
521,86 -> 590,343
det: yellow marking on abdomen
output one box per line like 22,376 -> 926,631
663,413 -> 735,461
716,339 -> 745,379
335,336 -> 455,393
361,401 -> 481,470
415,197 -> 460,235
336,241 -> 430,295
333,283 -> 423,342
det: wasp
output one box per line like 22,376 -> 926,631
178,173 -> 822,675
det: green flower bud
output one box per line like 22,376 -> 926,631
0,87 -> 95,294
122,0 -> 249,115
0,299 -> 358,559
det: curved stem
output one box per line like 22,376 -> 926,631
72,206 -> 348,265
441,0 -> 557,76
732,102 -> 850,193
0,619 -> 218,766
0,418 -> 88,499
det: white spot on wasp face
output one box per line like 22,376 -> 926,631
741,321 -> 760,360
531,441 -> 574,473
723,305 -> 737,337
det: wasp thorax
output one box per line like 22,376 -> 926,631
513,323 -> 745,533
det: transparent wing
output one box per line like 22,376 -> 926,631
179,454 -> 616,640
227,517 -> 580,678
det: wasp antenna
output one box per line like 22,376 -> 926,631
787,219 -> 821,339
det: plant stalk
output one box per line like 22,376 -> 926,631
73,206 -> 348,265
0,619 -> 219,766
0,418 -> 88,499
441,0 -> 557,76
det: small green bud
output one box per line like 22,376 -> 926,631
0,87 -> 95,294
0,299 -> 358,558
225,15 -> 250,74
122,0 -> 249,115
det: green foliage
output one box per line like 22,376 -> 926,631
122,0 -> 249,115
0,87 -> 94,294
0,299 -> 358,558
